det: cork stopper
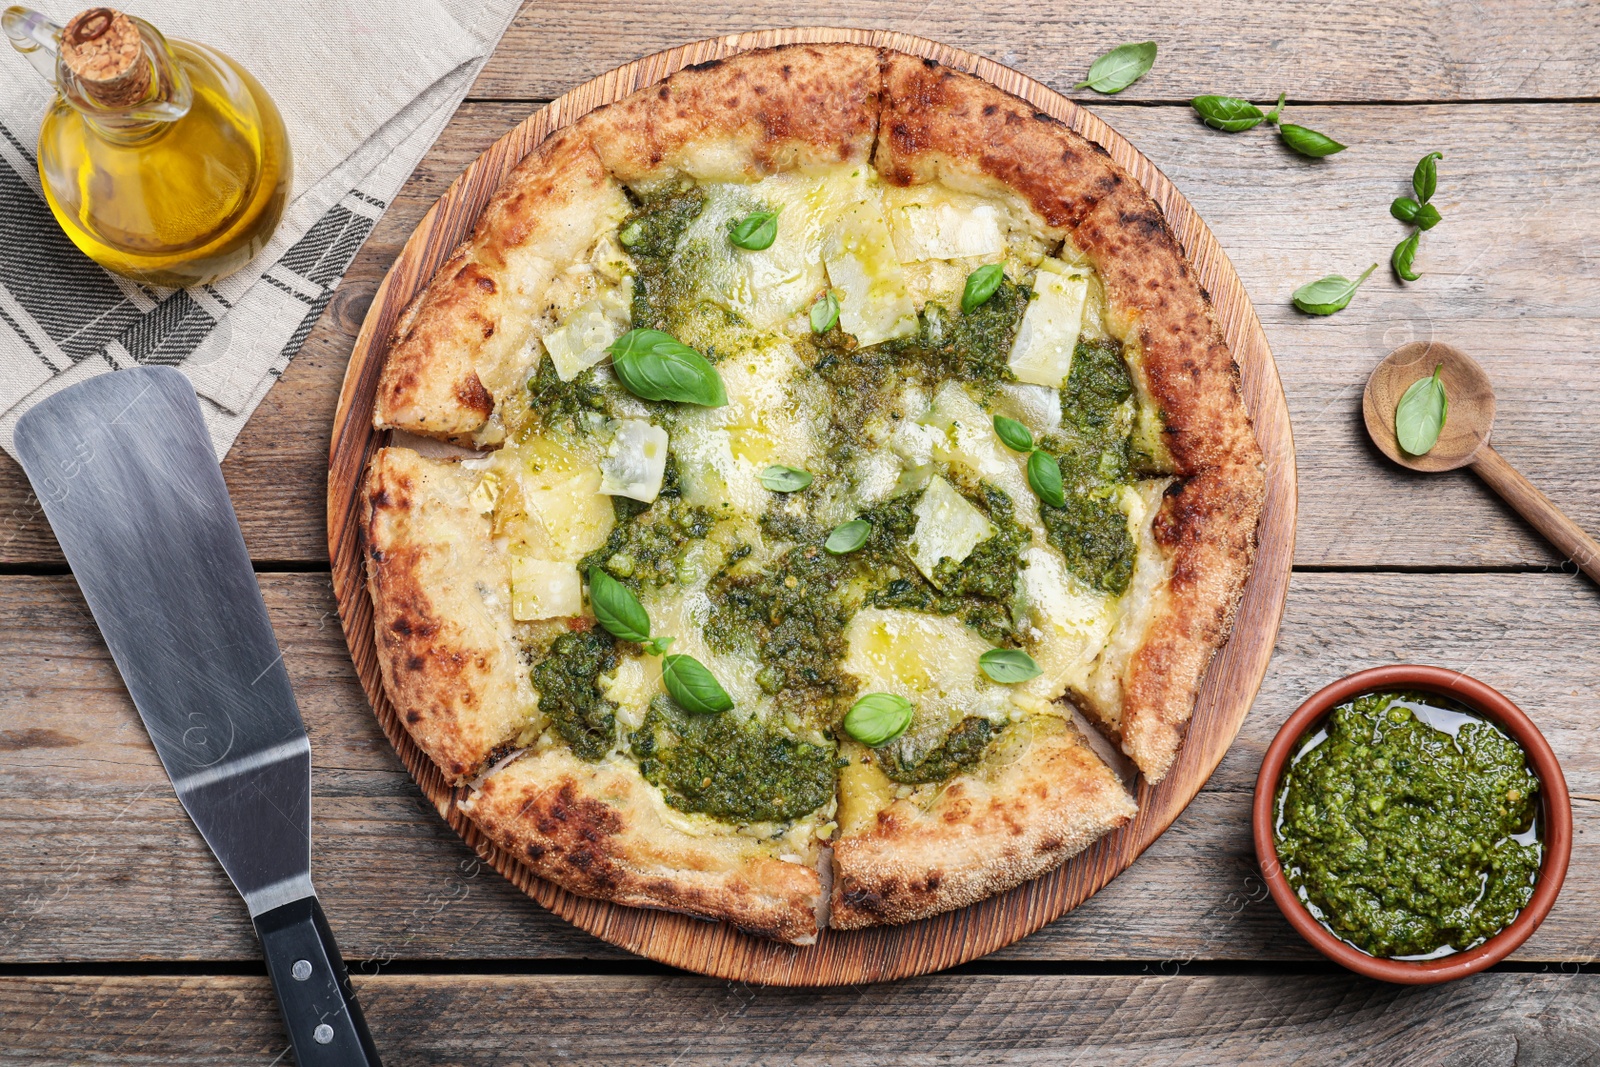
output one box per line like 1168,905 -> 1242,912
60,8 -> 149,107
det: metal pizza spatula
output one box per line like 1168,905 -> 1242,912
14,366 -> 381,1067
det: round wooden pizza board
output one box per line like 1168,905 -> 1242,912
328,27 -> 1297,986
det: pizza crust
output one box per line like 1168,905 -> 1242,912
582,44 -> 881,186
373,129 -> 630,445
361,447 -> 536,781
830,715 -> 1136,929
464,748 -> 824,944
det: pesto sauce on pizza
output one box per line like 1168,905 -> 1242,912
630,697 -> 835,823
511,172 -> 1160,825
1040,338 -> 1140,595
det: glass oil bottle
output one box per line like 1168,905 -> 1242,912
3,6 -> 291,287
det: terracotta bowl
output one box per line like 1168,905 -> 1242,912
1253,664 -> 1571,984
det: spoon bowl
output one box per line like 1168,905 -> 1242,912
1363,342 -> 1496,472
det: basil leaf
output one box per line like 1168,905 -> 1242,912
729,209 -> 778,251
759,464 -> 813,493
1414,203 -> 1442,231
993,415 -> 1034,453
1390,196 -> 1421,224
961,263 -> 1005,313
1027,449 -> 1066,508
1291,263 -> 1377,315
1413,152 -> 1443,204
1278,123 -> 1346,157
825,519 -> 871,555
810,291 -> 840,334
1392,232 -> 1421,282
1395,363 -> 1449,455
1191,95 -> 1265,132
1264,91 -> 1286,126
608,329 -> 727,407
587,567 -> 652,644
1074,41 -> 1157,94
642,636 -> 675,657
979,648 -> 1043,684
843,692 -> 914,746
662,654 -> 734,714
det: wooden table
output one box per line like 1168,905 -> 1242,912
4,2 -> 1599,1061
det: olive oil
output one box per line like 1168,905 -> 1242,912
5,7 -> 291,287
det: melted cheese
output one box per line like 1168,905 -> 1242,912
599,419 -> 668,503
909,475 -> 994,585
926,382 -> 1040,532
510,556 -> 582,621
823,198 -> 918,346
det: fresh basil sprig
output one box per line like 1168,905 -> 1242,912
961,263 -> 1005,313
729,209 -> 778,251
993,415 -> 1034,453
810,291 -> 840,334
607,329 -> 727,407
1074,41 -> 1157,94
1291,263 -> 1377,316
587,568 -> 672,655
1278,123 -> 1346,158
843,692 -> 914,745
662,654 -> 734,714
1392,152 -> 1443,282
1191,95 -> 1265,132
979,648 -> 1043,684
825,519 -> 871,555
759,464 -> 813,493
1027,449 -> 1066,508
1395,363 -> 1449,455
1192,89 -> 1345,157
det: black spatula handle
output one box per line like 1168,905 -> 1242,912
254,896 -> 382,1066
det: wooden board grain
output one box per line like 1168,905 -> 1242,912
4,972 -> 1599,1065
7,103 -> 1600,569
324,29 -> 1295,985
3,572 -> 1596,965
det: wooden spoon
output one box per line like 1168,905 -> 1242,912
1363,341 -> 1600,582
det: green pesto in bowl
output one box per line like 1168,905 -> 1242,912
1274,690 -> 1542,959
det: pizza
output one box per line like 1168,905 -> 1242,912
360,44 -> 1265,944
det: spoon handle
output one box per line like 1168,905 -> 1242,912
1470,444 -> 1600,583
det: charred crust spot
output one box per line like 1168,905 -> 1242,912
687,57 -> 724,73
481,322 -> 495,339
1032,111 -> 1063,127
405,655 -> 425,672
405,709 -> 422,724
474,274 -> 495,294
781,63 -> 793,79
921,57 -> 940,70
982,103 -> 998,116
1088,140 -> 1111,157
455,372 -> 493,417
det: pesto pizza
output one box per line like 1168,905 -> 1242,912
360,44 -> 1265,944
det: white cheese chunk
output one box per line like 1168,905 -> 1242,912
1009,545 -> 1117,710
909,476 -> 995,586
889,200 -> 1005,262
541,281 -> 631,382
1009,258 -> 1089,388
599,419 -> 668,503
823,199 -> 918,347
926,382 -> 1039,531
996,382 -> 1063,433
510,557 -> 583,621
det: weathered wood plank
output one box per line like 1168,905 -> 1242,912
4,102 -> 1595,567
3,972 -> 1598,1065
474,0 -> 1600,104
3,571 -> 1595,964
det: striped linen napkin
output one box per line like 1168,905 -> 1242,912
0,0 -> 521,457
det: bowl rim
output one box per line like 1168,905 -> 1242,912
1252,664 -> 1572,985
